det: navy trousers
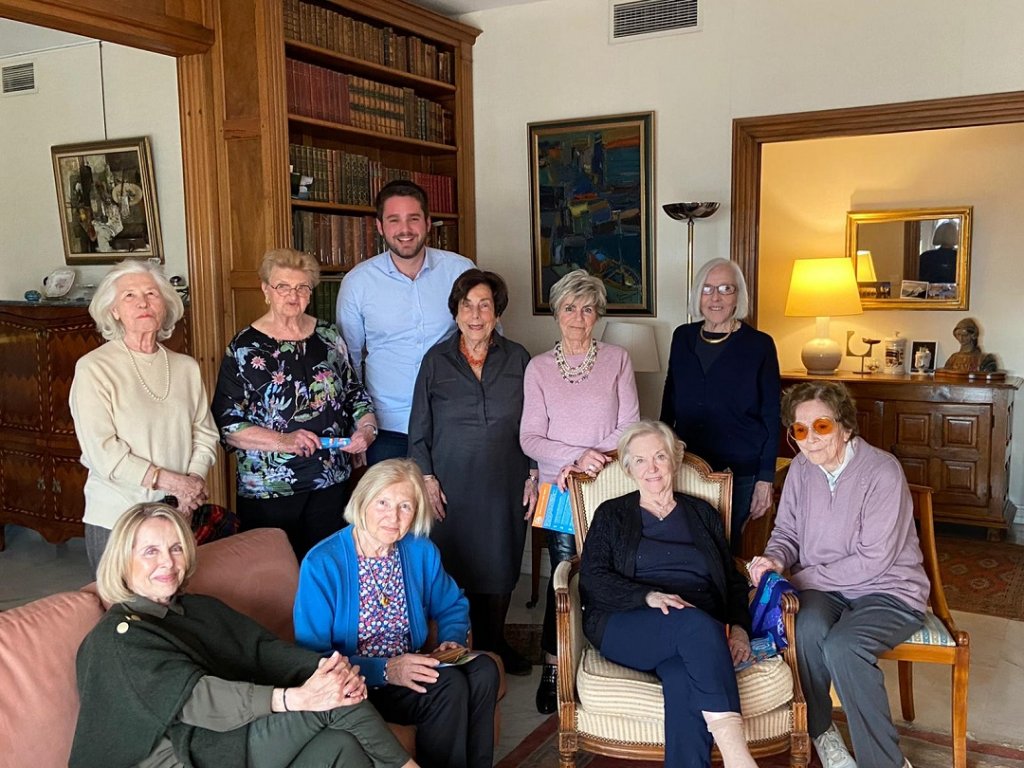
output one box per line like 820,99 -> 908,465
366,430 -> 409,466
601,607 -> 740,768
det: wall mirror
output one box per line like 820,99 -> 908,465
846,206 -> 972,310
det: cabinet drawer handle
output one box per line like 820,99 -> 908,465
37,477 -> 46,491
52,478 -> 62,494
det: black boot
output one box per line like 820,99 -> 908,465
536,662 -> 557,714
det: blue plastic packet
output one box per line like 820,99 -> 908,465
319,436 -> 351,449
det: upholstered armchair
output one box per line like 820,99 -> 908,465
553,452 -> 809,767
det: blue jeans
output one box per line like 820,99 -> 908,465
366,430 -> 409,465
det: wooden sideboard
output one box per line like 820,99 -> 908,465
0,302 -> 188,549
781,371 -> 1022,539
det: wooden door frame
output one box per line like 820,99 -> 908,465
730,91 -> 1024,322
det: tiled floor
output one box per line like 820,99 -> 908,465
4,523 -> 1024,761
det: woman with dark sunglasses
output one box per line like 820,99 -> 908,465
748,381 -> 928,768
660,258 -> 780,554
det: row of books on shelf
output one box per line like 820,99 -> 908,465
286,59 -> 452,145
310,279 -> 341,325
289,143 -> 456,213
292,210 -> 460,270
283,0 -> 454,84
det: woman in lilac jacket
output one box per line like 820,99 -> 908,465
749,381 -> 929,768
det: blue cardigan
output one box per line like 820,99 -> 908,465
660,322 -> 781,482
294,527 -> 470,686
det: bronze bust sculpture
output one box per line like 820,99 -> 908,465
941,318 -> 998,373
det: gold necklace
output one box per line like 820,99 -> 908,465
122,341 -> 170,401
356,531 -> 395,608
699,321 -> 737,345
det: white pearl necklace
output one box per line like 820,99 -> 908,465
122,340 -> 171,401
554,339 -> 598,384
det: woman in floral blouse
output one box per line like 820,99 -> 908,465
213,248 -> 378,558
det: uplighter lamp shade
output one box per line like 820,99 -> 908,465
602,321 -> 660,372
784,257 -> 863,318
855,250 -> 877,283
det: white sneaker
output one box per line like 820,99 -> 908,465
812,723 -> 857,768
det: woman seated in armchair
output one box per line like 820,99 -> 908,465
579,420 -> 758,768
294,459 -> 499,768
71,502 -> 415,768
748,380 -> 928,768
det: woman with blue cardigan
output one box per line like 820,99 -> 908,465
294,459 -> 499,768
660,258 -> 780,552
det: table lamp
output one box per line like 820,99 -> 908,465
602,321 -> 660,372
662,202 -> 720,322
785,257 -> 863,375
855,249 -> 877,282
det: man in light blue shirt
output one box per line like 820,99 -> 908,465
336,180 -> 473,464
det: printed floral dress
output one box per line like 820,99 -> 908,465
213,321 -> 373,499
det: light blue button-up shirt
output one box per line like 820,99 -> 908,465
336,247 -> 474,433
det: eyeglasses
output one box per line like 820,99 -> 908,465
270,283 -> 313,297
700,284 -> 737,296
789,417 -> 836,441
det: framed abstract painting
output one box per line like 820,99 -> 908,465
528,112 -> 655,315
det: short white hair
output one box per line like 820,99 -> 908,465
689,258 -> 749,321
89,259 -> 184,341
548,269 -> 607,318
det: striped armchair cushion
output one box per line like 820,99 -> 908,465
903,611 -> 955,647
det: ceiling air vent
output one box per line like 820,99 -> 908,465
610,0 -> 700,44
2,61 -> 36,95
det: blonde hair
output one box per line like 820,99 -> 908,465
258,248 -> 321,287
617,420 -> 686,478
690,258 -> 750,321
96,503 -> 197,605
344,459 -> 433,537
89,259 -> 184,341
549,269 -> 607,318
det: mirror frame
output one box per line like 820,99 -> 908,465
846,206 -> 972,311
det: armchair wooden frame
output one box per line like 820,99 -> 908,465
879,484 -> 970,768
553,451 -> 809,767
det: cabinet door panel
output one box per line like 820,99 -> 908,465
0,448 -> 50,518
0,321 -> 44,433
52,455 -> 86,524
898,457 -> 930,486
48,322 -> 103,435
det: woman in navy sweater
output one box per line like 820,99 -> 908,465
660,258 -> 780,552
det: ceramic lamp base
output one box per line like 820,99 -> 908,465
801,336 -> 842,375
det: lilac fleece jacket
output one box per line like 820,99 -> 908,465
520,342 -> 640,483
764,437 -> 930,613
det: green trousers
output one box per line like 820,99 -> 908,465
246,700 -> 408,768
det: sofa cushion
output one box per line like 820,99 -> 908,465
186,528 -> 299,641
0,590 -> 104,768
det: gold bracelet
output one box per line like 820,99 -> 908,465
150,466 -> 161,491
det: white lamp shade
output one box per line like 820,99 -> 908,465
784,257 -> 863,318
601,321 -> 660,372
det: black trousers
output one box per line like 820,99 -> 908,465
237,481 -> 350,561
367,655 -> 499,768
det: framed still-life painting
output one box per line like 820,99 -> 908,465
528,112 -> 655,315
51,136 -> 163,264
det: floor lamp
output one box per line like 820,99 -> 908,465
663,202 -> 720,322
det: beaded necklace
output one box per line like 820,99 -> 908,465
122,341 -> 170,401
554,339 -> 598,384
459,334 -> 488,367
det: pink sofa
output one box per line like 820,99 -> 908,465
0,529 -> 414,768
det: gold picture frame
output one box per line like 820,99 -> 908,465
51,136 -> 163,264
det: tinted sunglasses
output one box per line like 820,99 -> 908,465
789,417 -> 836,441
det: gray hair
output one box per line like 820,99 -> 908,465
96,503 -> 197,605
89,259 -> 184,341
258,248 -> 321,287
617,420 -> 686,478
344,458 -> 433,537
689,258 -> 749,321
548,269 -> 607,318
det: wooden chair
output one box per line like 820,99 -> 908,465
553,452 -> 810,767
879,484 -> 970,768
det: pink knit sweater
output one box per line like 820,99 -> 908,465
520,341 -> 640,483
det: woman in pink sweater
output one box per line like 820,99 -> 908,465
749,381 -> 928,768
520,269 -> 640,713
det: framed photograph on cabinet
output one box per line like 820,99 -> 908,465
528,112 -> 655,315
910,340 -> 937,374
51,136 -> 163,264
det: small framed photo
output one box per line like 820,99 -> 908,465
926,282 -> 958,299
910,340 -> 937,374
900,279 -> 929,299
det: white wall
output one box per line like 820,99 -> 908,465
0,41 -> 185,299
463,0 -> 1024,504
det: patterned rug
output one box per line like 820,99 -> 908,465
937,535 -> 1024,620
497,714 -> 1024,767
